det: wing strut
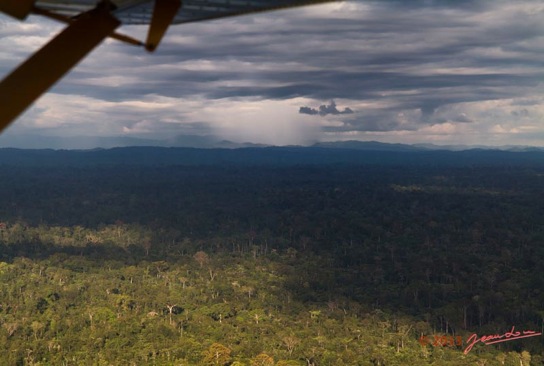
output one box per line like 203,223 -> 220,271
145,0 -> 182,52
0,0 -> 35,20
32,7 -> 144,47
0,3 -> 120,131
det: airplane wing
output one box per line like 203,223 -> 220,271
0,0 -> 338,132
36,0 -> 334,25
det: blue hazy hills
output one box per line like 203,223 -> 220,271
0,141 -> 543,167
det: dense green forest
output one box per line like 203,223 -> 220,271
0,147 -> 543,365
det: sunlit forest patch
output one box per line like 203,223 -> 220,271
0,148 -> 543,365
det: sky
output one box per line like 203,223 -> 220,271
1,0 -> 544,148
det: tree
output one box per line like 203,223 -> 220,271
251,353 -> 274,366
520,351 -> 531,366
282,336 -> 300,356
194,251 -> 210,268
202,343 -> 232,366
165,304 -> 178,325
276,361 -> 301,366
31,321 -> 45,340
4,322 -> 19,337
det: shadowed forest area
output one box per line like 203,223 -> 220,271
0,147 -> 543,365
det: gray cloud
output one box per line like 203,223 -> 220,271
299,100 -> 354,116
453,113 -> 473,123
2,1 -> 544,146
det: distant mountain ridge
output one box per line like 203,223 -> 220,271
1,134 -> 543,152
0,145 -> 543,167
312,140 -> 424,151
0,134 -> 268,150
313,140 -> 544,152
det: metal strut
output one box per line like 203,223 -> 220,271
0,0 -> 35,19
32,7 -> 144,47
145,0 -> 182,52
0,3 -> 121,131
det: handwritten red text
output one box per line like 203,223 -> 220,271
464,326 -> 542,354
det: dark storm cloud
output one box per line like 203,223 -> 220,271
299,100 -> 354,116
44,1 -> 544,108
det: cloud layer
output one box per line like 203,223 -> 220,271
1,1 -> 544,147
